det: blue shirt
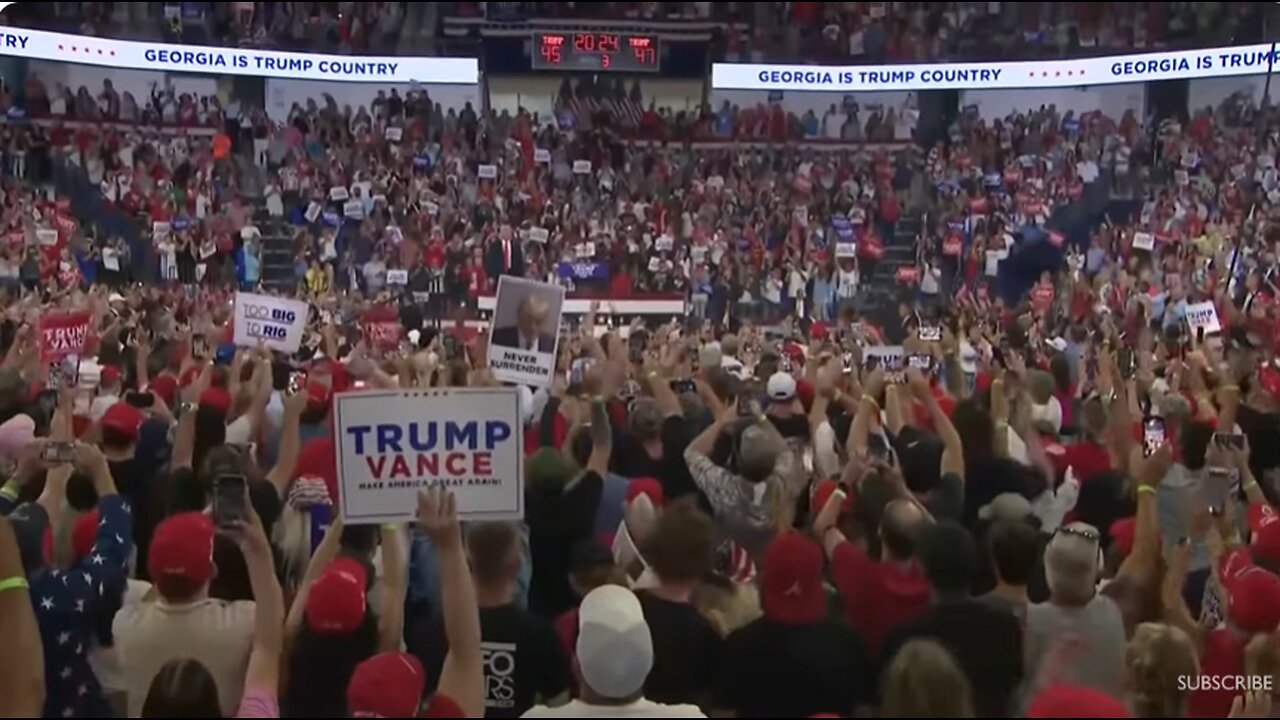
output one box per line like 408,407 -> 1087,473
32,496 -> 133,718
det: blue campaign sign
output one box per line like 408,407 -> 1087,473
558,261 -> 610,281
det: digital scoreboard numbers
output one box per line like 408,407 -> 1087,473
533,32 -> 660,72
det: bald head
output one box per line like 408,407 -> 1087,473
881,498 -> 926,561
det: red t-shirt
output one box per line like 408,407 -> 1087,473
1054,440 -> 1111,482
1187,628 -> 1246,718
830,541 -> 931,660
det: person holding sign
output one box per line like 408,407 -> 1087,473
492,293 -> 557,353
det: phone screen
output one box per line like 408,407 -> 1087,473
213,474 -> 248,529
737,395 -> 753,417
442,333 -> 458,360
40,441 -> 74,464
908,354 -> 933,371
670,379 -> 697,395
842,352 -> 854,373
1213,432 -> 1245,450
1143,417 -> 1166,457
125,391 -> 154,408
192,335 -> 209,359
919,326 -> 942,342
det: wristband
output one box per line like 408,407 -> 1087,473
646,370 -> 659,380
1136,485 -> 1157,496
0,576 -> 29,594
0,480 -> 17,502
1243,480 -> 1260,492
380,523 -> 399,532
862,394 -> 879,410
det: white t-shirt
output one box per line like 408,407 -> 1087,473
521,698 -> 705,718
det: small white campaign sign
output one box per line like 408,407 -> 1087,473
36,228 -> 57,246
573,160 -> 592,175
1185,301 -> 1222,335
384,127 -> 403,142
232,292 -> 309,353
478,164 -> 498,179
334,388 -> 524,524
533,148 -> 551,163
528,227 -> 549,243
835,242 -> 857,259
864,345 -> 905,370
487,276 -> 565,388
1132,232 -> 1156,251
386,269 -> 409,285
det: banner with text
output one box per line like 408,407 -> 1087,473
232,292 -> 309,353
334,388 -> 524,524
713,44 -> 1280,92
487,276 -> 565,388
38,310 -> 90,362
0,26 -> 478,84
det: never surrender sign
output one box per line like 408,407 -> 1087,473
39,311 -> 90,361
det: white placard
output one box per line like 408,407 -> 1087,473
424,201 -> 439,216
534,148 -> 551,163
102,249 -> 120,271
835,242 -> 857,259
655,235 -> 674,252
478,164 -> 498,179
1185,301 -> 1222,335
344,199 -> 365,219
386,269 -> 409,285
487,276 -> 565,387
577,242 -> 596,259
334,388 -> 524,524
528,227 -> 549,243
330,186 -> 350,202
305,201 -> 322,223
36,228 -> 57,246
647,256 -> 662,272
412,292 -> 431,304
573,160 -> 592,175
152,221 -> 171,240
794,206 -> 809,227
864,345 -> 904,370
385,127 -> 403,142
1132,232 -> 1155,251
232,292 -> 309,353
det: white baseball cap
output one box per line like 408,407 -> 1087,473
766,371 -> 797,401
576,586 -> 653,699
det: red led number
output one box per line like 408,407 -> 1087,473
633,46 -> 656,65
574,33 -> 594,52
540,35 -> 563,64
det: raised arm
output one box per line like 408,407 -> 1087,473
265,389 -> 307,496
377,524 -> 406,653
237,500 -> 285,706
418,489 -> 483,718
0,516 -> 42,717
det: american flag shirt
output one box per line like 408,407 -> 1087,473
31,495 -> 133,718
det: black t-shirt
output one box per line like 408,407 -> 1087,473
637,591 -> 722,706
880,599 -> 1023,718
612,417 -> 699,500
527,470 -> 602,617
715,617 -> 874,718
409,603 -> 569,719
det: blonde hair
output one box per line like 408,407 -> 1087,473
695,582 -> 762,638
882,640 -> 975,718
1126,622 -> 1199,718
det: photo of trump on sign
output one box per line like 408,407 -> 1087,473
487,276 -> 564,387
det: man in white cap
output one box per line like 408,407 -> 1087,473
521,586 -> 705,717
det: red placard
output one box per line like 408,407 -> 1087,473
943,235 -> 963,256
895,266 -> 920,284
361,306 -> 403,350
39,310 -> 91,361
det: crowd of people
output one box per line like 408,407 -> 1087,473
3,3 -> 1280,718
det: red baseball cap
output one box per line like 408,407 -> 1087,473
1026,685 -> 1132,718
199,386 -> 232,415
1220,548 -> 1280,634
148,374 -> 179,408
625,477 -> 664,508
99,366 -> 121,386
347,652 -> 426,718
306,382 -> 332,412
305,557 -> 369,634
810,479 -> 853,518
1248,504 -> 1280,564
147,512 -> 215,585
101,402 -> 145,440
72,509 -> 100,563
760,531 -> 826,625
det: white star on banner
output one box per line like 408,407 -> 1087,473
40,596 -> 54,610
57,631 -> 70,645
91,554 -> 104,566
60,666 -> 72,679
